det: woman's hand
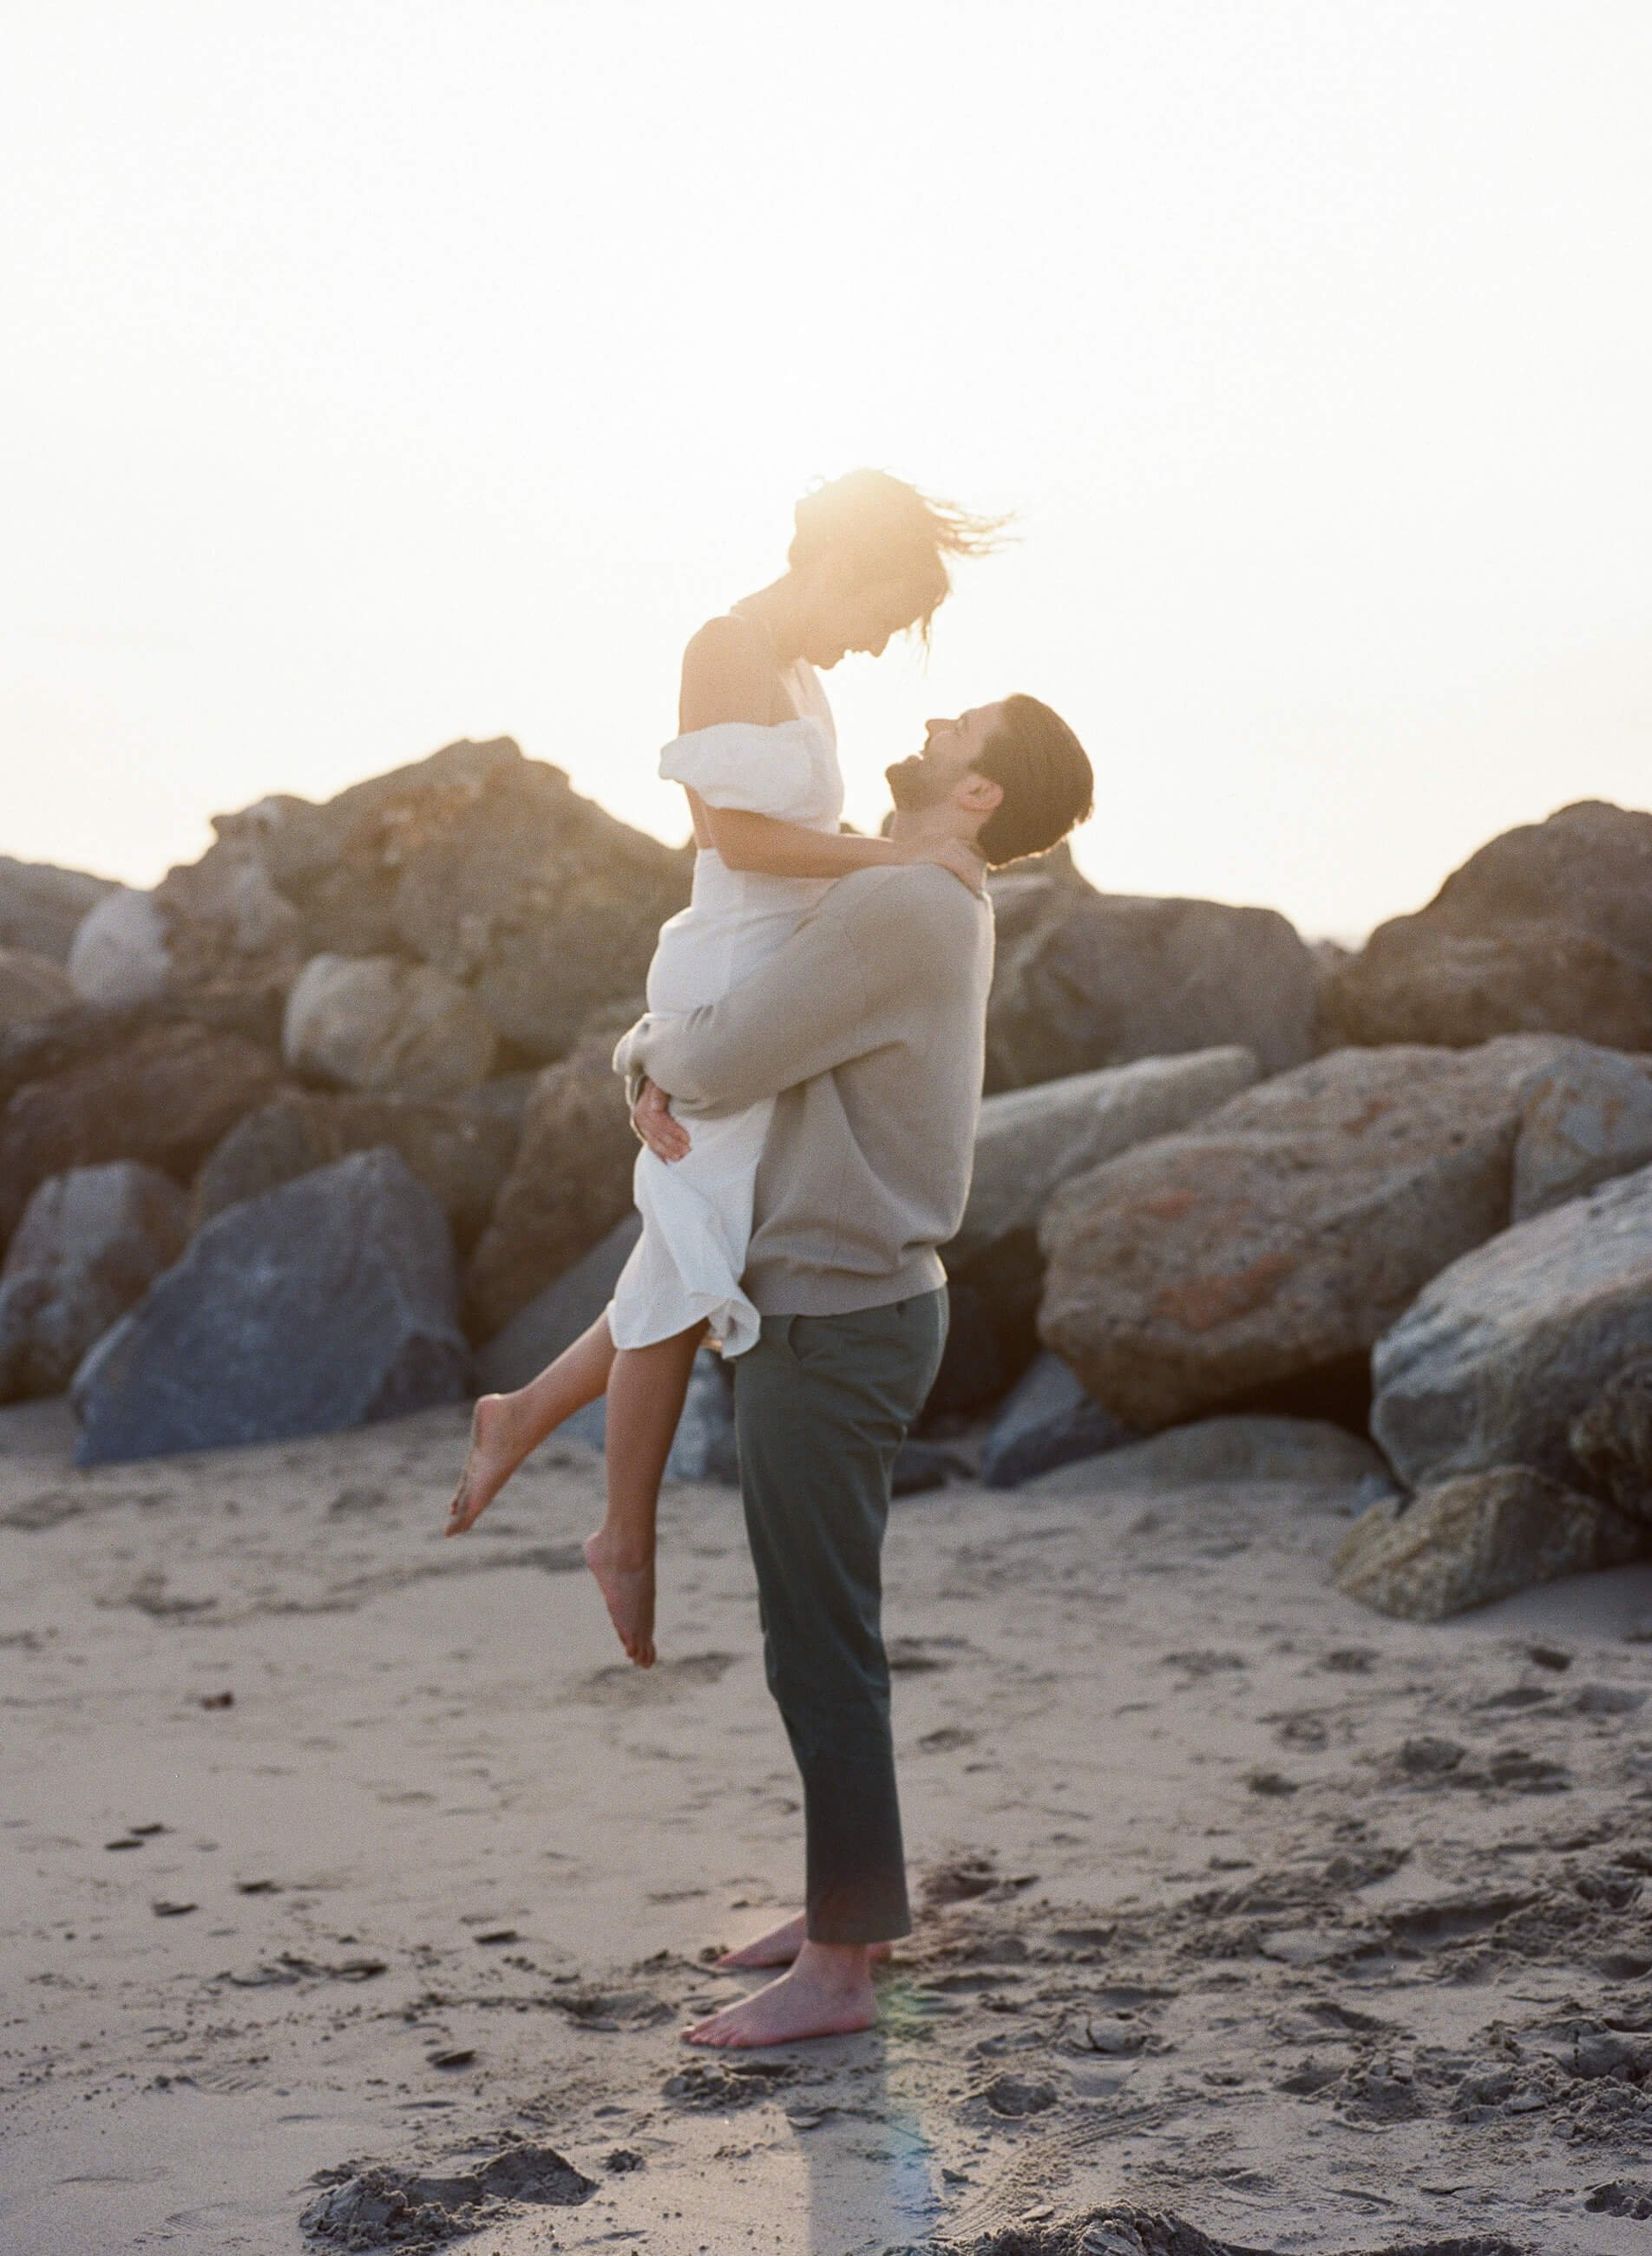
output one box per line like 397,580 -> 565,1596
633,1076 -> 691,1162
910,837 -> 988,895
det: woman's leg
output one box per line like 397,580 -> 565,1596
445,1314 -> 618,1538
583,1324 -> 706,1669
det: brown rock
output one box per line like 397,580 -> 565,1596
1324,800 -> 1652,1052
1334,1467 -> 1647,1622
1038,1036 -> 1578,1431
0,855 -> 115,964
0,1020 -> 285,1239
1570,1354 -> 1652,1528
0,948 -> 76,1026
462,1026 -> 638,1339
984,872 -> 1319,1093
193,1091 -> 518,1254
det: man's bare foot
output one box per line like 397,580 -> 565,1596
446,1394 -> 536,1538
582,1527 -> 656,1668
685,1943 -> 876,2048
717,1912 -> 893,1970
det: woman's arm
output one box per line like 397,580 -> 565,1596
703,807 -> 912,879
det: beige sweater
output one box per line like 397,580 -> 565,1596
613,862 -> 994,1317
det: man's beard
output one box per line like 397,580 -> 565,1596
885,751 -> 947,811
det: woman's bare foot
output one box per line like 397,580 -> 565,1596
716,1912 -> 893,1970
446,1394 -> 536,1538
685,1943 -> 877,2049
582,1528 -> 656,1667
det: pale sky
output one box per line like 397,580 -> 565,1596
3,1 -> 1649,941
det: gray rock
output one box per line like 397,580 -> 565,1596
71,1148 -> 469,1464
1027,1414 -> 1386,1497
1511,1042 -> 1652,1219
947,1049 -> 1260,1395
474,1217 -> 641,1394
665,1352 -> 739,1484
282,953 -> 497,1098
193,1089 -> 519,1254
1039,1035 -> 1580,1432
1371,1160 -> 1652,1491
1570,1354 -> 1652,1527
66,887 -> 172,1008
1324,798 -> 1652,1053
0,948 -> 75,1026
0,855 -> 116,965
985,877 -> 1319,1093
1334,1468 -> 1647,1622
0,1164 -> 187,1401
980,1353 -> 1134,1488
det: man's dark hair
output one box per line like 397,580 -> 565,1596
972,694 -> 1094,866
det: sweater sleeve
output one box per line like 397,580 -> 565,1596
613,867 -> 970,1113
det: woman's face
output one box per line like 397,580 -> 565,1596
796,557 -> 935,668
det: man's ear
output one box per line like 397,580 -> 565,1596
957,772 -> 1005,817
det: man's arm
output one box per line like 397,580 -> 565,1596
614,867 -> 964,1115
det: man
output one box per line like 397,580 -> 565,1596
615,695 -> 1094,2048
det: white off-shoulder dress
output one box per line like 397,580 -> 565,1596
606,657 -> 843,1360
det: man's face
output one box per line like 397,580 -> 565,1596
885,704 -> 1007,811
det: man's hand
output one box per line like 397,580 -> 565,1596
633,1076 -> 690,1162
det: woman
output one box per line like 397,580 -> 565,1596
445,469 -> 1004,1665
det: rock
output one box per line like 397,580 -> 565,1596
1027,1414 -> 1386,1496
921,1278 -> 1012,1425
984,877 -> 1318,1093
0,1164 -> 188,1401
1570,1355 -> 1652,1528
463,1027 -> 639,1340
892,1439 -> 966,1497
253,738 -> 690,1061
71,1149 -> 469,1465
1371,1160 -> 1652,1491
947,1047 -> 1261,1392
0,856 -> 115,964
65,887 -> 173,1008
475,1216 -> 641,1394
1511,1042 -> 1652,1219
0,1019 -> 285,1241
193,1090 -> 519,1253
1324,799 -> 1652,1052
151,836 -> 303,990
1039,1035 -> 1580,1431
665,1352 -> 739,1484
1334,1468 -> 1647,1622
0,948 -> 75,1026
282,954 -> 497,1098
980,1352 -> 1134,1488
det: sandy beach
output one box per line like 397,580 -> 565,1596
4,1400 -> 1652,2255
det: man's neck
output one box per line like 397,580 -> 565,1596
888,808 -> 986,862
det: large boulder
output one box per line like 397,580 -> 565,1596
1334,1469 -> 1646,1623
1038,1035 -> 1589,1431
0,855 -> 115,964
0,948 -> 75,1026
0,1163 -> 188,1401
0,1019 -> 285,1240
1570,1355 -> 1652,1528
1371,1160 -> 1652,1492
1027,1414 -> 1387,1496
71,1147 -> 469,1464
983,871 -> 1318,1093
475,1215 -> 640,1394
462,1027 -> 639,1340
252,738 -> 690,1062
193,1090 -> 519,1253
945,1047 -> 1260,1393
65,887 -> 173,1008
1324,800 -> 1652,1052
282,953 -> 497,1098
1510,1044 -> 1652,1220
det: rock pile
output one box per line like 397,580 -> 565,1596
5,759 -> 1651,1622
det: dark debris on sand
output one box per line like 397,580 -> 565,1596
300,2141 -> 594,2252
888,2211 -> 1535,2256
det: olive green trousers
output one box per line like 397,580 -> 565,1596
731,1289 -> 948,1945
